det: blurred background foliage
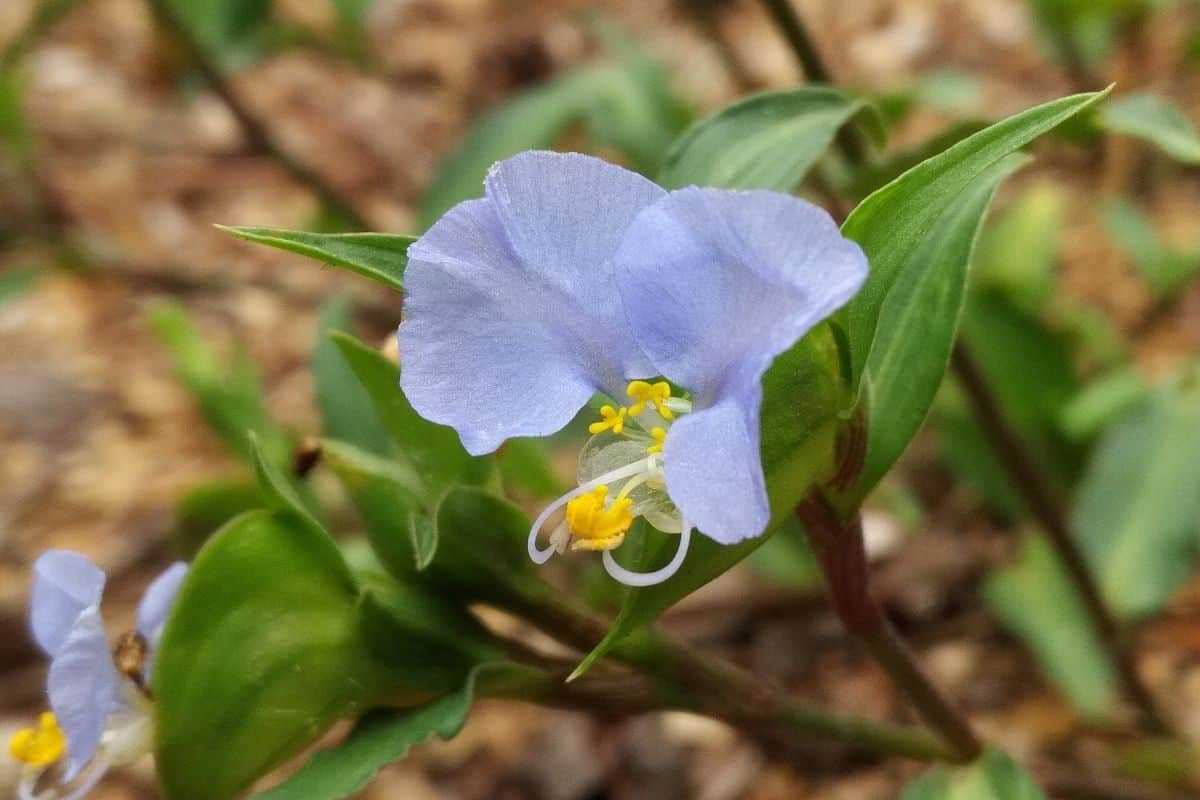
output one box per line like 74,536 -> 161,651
1,0 -> 1200,798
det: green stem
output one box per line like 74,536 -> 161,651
503,585 -> 955,763
798,493 -> 982,763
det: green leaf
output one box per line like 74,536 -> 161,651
1102,199 -> 1200,299
164,0 -> 272,68
1100,91 -> 1200,164
984,533 -> 1116,718
658,87 -> 876,191
854,155 -> 1024,497
255,666 -> 489,800
330,332 -> 496,494
1073,368 -> 1200,618
972,182 -> 1066,310
419,32 -> 688,227
901,749 -> 1045,800
219,226 -> 412,292
843,120 -> 989,199
314,298 -> 392,454
430,486 -> 545,605
573,331 -> 845,675
0,266 -> 38,306
840,87 -> 1111,386
321,438 -> 429,579
498,437 -> 566,499
171,478 -> 264,559
1058,367 -> 1147,441
250,434 -> 323,531
149,302 -> 292,466
155,510 -> 380,800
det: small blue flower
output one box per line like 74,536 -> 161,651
12,550 -> 187,799
399,151 -> 867,586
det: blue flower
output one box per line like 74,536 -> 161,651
399,151 -> 867,586
11,550 -> 187,799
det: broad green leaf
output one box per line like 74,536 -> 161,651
331,332 -> 496,494
1074,369 -> 1200,617
1058,367 -> 1147,441
972,182 -> 1066,310
220,226 -> 412,292
321,438 -> 429,579
984,533 -> 1116,718
854,155 -> 1023,497
658,87 -> 877,191
149,302 -> 292,467
1102,199 -> 1200,298
901,749 -> 1045,800
1100,91 -> 1200,164
840,88 -> 1110,385
314,298 -> 392,454
171,478 -> 264,559
581,18 -> 692,174
255,665 -> 491,800
498,437 -> 566,499
418,72 -> 602,229
430,486 -> 545,606
155,510 -> 379,800
572,330 -> 845,675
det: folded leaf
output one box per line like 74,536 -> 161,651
855,155 -> 1024,497
314,297 -> 393,454
155,510 -> 379,800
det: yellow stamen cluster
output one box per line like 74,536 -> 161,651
587,404 -> 627,435
9,712 -> 66,767
565,485 -> 633,551
647,427 -> 667,454
626,380 -> 674,419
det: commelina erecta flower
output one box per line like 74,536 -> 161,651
399,151 -> 867,586
9,551 -> 187,800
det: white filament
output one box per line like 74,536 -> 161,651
526,456 -> 660,564
602,522 -> 693,587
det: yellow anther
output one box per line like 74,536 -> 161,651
9,712 -> 66,767
646,427 -> 667,454
626,380 -> 674,419
588,405 -> 627,435
565,485 -> 634,551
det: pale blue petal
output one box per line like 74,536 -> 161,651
31,551 -> 106,658
399,152 -> 662,455
47,606 -> 119,781
662,392 -> 768,544
137,562 -> 187,643
616,188 -> 867,543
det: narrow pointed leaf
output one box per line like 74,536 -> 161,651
220,226 -> 413,292
840,88 -> 1111,384
854,155 -> 1025,497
